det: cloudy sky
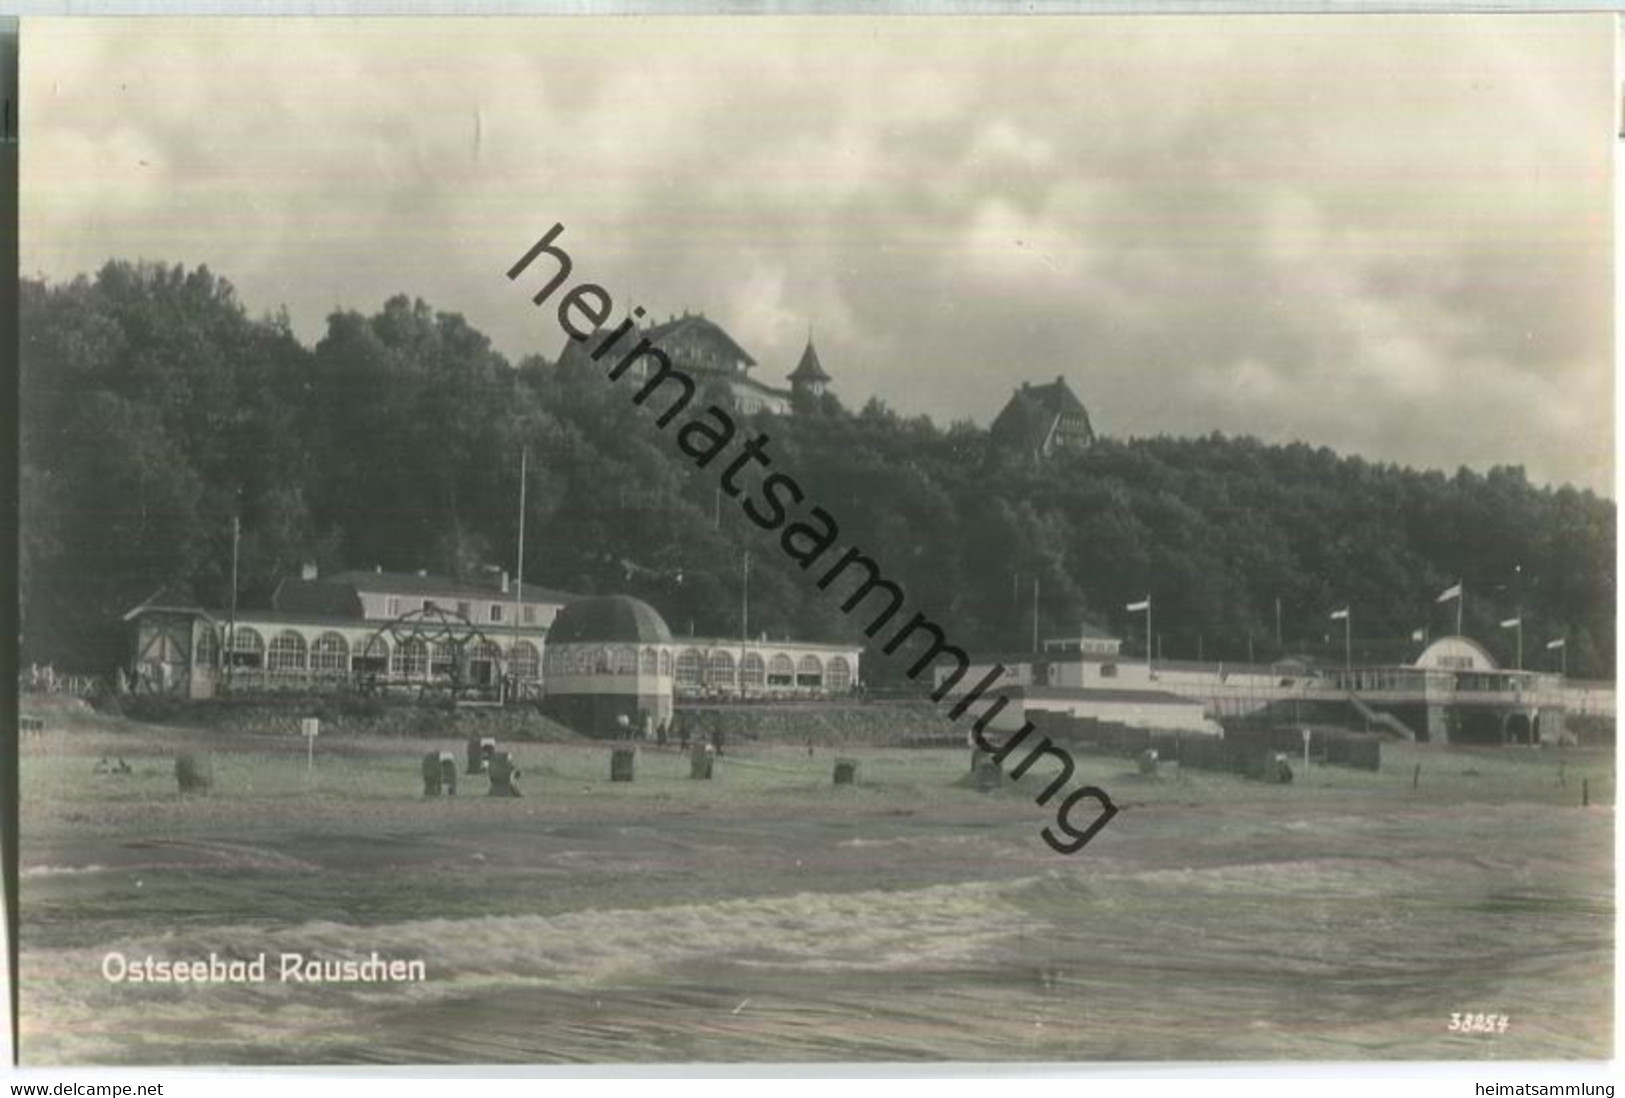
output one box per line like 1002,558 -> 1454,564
22,15 -> 1616,493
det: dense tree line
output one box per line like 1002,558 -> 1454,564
20,261 -> 1616,680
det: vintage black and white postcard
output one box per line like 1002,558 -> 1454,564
11,12 -> 1617,1068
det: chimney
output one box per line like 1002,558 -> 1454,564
500,570 -> 510,594
374,564 -> 382,573
300,562 -> 318,581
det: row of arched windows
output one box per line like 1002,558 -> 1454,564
202,627 -> 542,680
201,628 -> 853,691
539,645 -> 854,691
670,650 -> 852,691
542,646 -> 674,677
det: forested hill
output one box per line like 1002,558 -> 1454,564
21,261 -> 1617,680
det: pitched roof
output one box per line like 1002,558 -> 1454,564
788,339 -> 831,384
123,585 -> 213,622
1021,376 -> 1089,419
989,388 -> 1050,447
989,376 -> 1095,455
203,608 -> 553,637
322,570 -> 575,604
641,312 -> 757,370
556,313 -> 759,376
272,577 -> 365,618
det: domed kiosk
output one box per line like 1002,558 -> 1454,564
541,595 -> 675,738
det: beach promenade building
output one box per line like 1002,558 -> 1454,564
125,567 -> 862,706
124,567 -> 568,700
937,628 -> 1603,745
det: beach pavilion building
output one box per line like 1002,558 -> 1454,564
123,566 -> 863,709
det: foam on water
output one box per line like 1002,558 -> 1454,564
21,829 -> 1613,1063
22,874 -> 1052,1062
20,865 -> 110,879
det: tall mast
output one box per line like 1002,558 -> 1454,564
227,514 -> 240,687
512,447 -> 527,681
740,550 -> 750,698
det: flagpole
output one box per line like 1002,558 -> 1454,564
1344,611 -> 1351,674
741,550 -> 749,699
1516,619 -> 1523,671
227,514 -> 239,690
512,446 -> 527,699
1127,596 -> 1153,673
1457,581 -> 1463,637
1031,575 -> 1039,652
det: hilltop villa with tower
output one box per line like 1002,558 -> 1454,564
558,311 -> 833,415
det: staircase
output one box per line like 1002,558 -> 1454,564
1348,694 -> 1417,740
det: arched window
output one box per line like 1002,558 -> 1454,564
510,641 -> 540,681
195,625 -> 219,671
429,642 -> 456,679
767,653 -> 794,686
706,650 -> 736,688
310,632 -> 349,674
659,649 -> 672,676
267,630 -> 307,674
354,634 -> 389,673
469,640 -> 503,684
675,649 -> 704,687
613,646 -> 637,674
395,637 -> 429,679
826,655 -> 853,693
640,647 -> 658,675
229,626 -> 265,668
741,651 -> 766,688
796,654 -> 824,688
595,647 -> 613,674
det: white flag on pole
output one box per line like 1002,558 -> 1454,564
1125,598 -> 1150,612
1500,617 -> 1521,629
1546,638 -> 1567,650
1436,583 -> 1463,603
1410,628 -> 1425,642
1329,608 -> 1349,620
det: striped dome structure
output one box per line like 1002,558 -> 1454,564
542,596 -> 674,739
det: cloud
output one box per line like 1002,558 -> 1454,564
21,14 -> 1615,493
